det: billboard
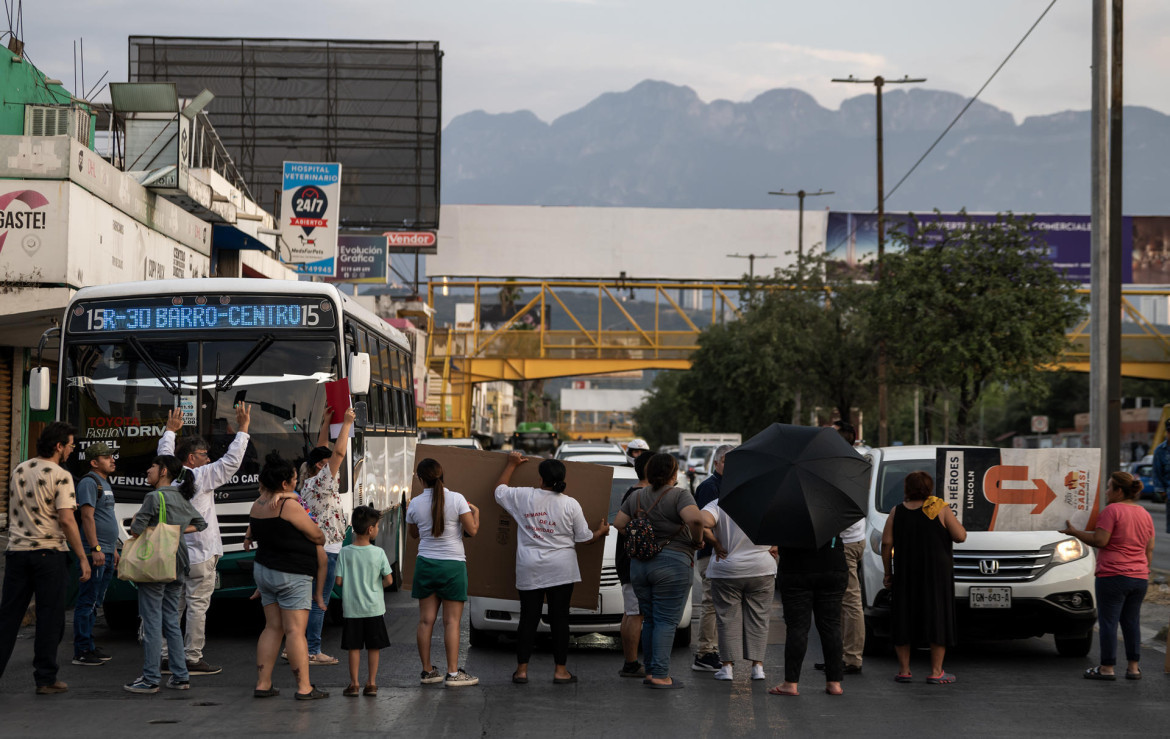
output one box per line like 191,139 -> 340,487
129,37 -> 441,230
825,211 -> 1137,284
281,162 -> 341,275
324,235 -> 389,284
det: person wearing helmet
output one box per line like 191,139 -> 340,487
626,439 -> 650,464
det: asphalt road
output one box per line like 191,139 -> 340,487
1,579 -> 1168,737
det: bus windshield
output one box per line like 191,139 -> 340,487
64,337 -> 339,500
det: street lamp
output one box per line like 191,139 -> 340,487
768,188 -> 834,266
832,74 -> 925,447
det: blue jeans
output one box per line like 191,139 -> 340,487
631,549 -> 694,679
139,578 -> 188,684
306,550 -> 339,655
1096,575 -> 1147,666
73,557 -> 115,656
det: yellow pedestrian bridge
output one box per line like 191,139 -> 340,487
421,280 -> 1170,436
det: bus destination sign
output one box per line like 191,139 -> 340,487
67,296 -> 337,334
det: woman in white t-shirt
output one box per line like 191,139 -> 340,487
700,499 -> 778,682
495,452 -> 609,684
406,458 -> 480,687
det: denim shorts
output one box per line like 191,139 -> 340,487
253,562 -> 313,611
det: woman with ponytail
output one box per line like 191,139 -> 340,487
123,456 -> 208,694
1062,470 -> 1155,680
495,452 -> 610,684
406,458 -> 480,687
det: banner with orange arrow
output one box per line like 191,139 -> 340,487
936,448 -> 1101,532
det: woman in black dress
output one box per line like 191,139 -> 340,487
880,471 -> 967,684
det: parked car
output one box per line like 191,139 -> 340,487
1127,455 -> 1164,502
468,465 -> 693,647
554,441 -> 625,459
860,445 -> 1098,657
419,437 -> 483,450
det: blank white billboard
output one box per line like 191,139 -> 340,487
432,205 -> 828,280
560,388 -> 648,412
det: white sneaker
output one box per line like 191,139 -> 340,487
751,665 -> 766,681
714,665 -> 733,681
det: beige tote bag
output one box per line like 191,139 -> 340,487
117,490 -> 181,583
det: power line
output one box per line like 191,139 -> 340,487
823,0 -> 1060,258
884,0 -> 1061,203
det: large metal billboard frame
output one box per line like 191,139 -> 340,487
129,36 -> 442,231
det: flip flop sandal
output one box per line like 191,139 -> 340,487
1126,671 -> 1142,680
295,686 -> 330,700
512,672 -> 528,684
644,679 -> 684,689
926,673 -> 956,684
253,687 -> 280,698
1083,667 -> 1116,681
894,674 -> 913,683
553,673 -> 578,684
768,686 -> 799,696
363,685 -> 378,696
343,685 -> 360,697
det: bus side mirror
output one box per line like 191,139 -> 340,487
29,367 -> 50,411
348,353 -> 371,395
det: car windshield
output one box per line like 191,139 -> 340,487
688,445 -> 715,461
608,478 -> 639,519
63,338 -> 339,500
876,458 -> 935,513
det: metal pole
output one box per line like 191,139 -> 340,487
797,191 -> 805,260
1106,0 -> 1123,475
1089,0 -> 1110,480
875,77 -> 890,447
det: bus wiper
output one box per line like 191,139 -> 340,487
125,336 -> 181,395
216,335 -> 275,393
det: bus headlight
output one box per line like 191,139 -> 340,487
1053,538 -> 1086,564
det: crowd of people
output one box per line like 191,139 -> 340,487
0,418 -> 1158,699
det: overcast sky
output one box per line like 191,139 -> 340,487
18,0 -> 1168,126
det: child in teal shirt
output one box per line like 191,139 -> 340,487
335,506 -> 394,696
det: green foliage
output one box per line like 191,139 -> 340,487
875,211 -> 1087,442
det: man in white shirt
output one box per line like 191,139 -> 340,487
156,403 -> 251,676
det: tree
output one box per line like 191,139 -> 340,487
874,212 -> 1086,443
633,252 -> 878,444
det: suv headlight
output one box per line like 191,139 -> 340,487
1052,538 -> 1087,564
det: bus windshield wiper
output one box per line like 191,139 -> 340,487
216,335 -> 275,392
125,336 -> 181,395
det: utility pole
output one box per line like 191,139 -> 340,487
726,253 -> 775,281
1091,1 -> 1121,481
832,74 -> 925,447
768,189 -> 834,266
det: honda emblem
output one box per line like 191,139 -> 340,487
979,559 -> 1000,575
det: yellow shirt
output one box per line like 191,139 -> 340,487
7,458 -> 75,551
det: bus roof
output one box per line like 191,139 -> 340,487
69,279 -> 411,350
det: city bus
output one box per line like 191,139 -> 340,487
30,279 -> 418,628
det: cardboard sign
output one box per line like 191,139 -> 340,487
404,446 -> 613,610
936,448 -> 1101,532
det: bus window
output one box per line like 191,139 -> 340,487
378,341 -> 392,387
388,349 -> 401,390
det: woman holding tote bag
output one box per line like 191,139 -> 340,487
123,455 -> 207,695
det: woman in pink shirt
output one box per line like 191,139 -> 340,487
1061,470 -> 1155,680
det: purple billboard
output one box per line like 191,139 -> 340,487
825,212 -> 1137,284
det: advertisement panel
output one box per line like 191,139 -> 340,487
825,211 -> 1134,284
324,235 -> 389,284
1131,216 -> 1170,284
281,162 -> 341,275
936,448 -> 1101,532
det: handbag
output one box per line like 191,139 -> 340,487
117,490 -> 181,583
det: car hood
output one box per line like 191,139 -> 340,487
869,512 -> 1076,550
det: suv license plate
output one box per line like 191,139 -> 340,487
969,586 -> 1011,609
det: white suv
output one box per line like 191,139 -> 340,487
468,465 -> 694,647
860,446 -> 1097,657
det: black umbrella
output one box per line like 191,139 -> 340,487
718,423 -> 871,548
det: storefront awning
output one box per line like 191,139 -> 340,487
212,224 -> 270,251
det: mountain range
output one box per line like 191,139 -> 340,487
441,80 -> 1170,216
